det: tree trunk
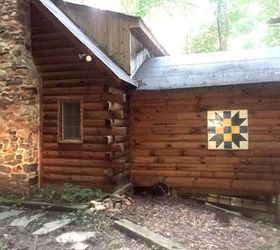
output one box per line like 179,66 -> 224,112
216,0 -> 228,51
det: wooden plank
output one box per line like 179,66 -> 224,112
115,219 -> 187,250
205,202 -> 241,217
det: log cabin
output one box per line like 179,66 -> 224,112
31,0 -> 167,193
132,50 -> 280,197
1,0 -> 280,203
0,0 -> 166,193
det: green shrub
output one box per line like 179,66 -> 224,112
38,184 -> 102,203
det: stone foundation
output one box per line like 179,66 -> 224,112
0,0 -> 39,194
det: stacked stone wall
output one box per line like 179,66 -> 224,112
0,0 -> 39,194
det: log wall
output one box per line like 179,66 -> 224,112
31,5 -> 131,192
131,83 -> 280,196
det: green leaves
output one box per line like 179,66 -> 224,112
120,0 -> 164,16
191,24 -> 219,53
38,184 -> 103,203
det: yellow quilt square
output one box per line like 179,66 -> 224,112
232,126 -> 240,134
216,126 -> 223,134
224,134 -> 232,141
223,119 -> 231,126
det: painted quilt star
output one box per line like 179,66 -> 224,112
207,110 -> 248,150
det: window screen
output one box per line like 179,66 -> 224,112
61,101 -> 81,141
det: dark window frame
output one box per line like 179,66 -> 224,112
58,98 -> 83,144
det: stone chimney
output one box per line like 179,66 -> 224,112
0,0 -> 39,194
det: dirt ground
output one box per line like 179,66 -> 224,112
120,195 -> 280,250
0,207 -> 145,250
1,195 -> 280,250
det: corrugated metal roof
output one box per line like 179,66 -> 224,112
133,48 -> 280,90
36,0 -> 136,86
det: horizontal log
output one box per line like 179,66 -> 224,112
106,119 -> 129,128
131,170 -> 280,181
132,148 -> 280,157
32,31 -> 68,42
43,120 -> 57,128
132,101 -> 280,113
42,158 -> 109,167
133,155 -> 280,166
131,176 -> 280,194
32,47 -> 77,58
114,136 -> 130,143
132,127 -> 206,135
42,135 -> 110,144
43,166 -> 107,176
42,86 -> 103,96
131,95 -> 280,108
83,127 -> 127,136
34,55 -> 81,65
132,86 -> 280,104
83,120 -> 107,128
134,141 -> 207,150
42,173 -> 108,184
84,110 -> 125,120
41,70 -> 104,81
131,163 -> 280,173
82,136 -> 109,144
42,93 -> 126,104
42,142 -> 126,152
132,117 -> 280,128
32,39 -> 73,50
84,102 -> 108,111
42,150 -> 111,160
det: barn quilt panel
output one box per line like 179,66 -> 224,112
207,110 -> 248,150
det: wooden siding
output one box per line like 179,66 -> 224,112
131,83 -> 280,196
31,6 -> 131,192
53,1 -> 166,74
54,2 -> 134,73
130,33 -> 151,75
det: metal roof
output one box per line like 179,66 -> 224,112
133,48 -> 280,90
36,0 -> 136,86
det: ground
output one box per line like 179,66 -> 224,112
0,195 -> 280,250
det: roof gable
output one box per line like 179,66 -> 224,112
55,1 -> 168,56
51,0 -> 167,74
32,0 -> 136,87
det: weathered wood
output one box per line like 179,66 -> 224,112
32,7 -> 131,191
115,219 -> 187,250
131,83 -> 280,196
53,0 -> 166,76
205,202 -> 241,217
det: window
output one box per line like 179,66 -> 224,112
59,99 -> 82,143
